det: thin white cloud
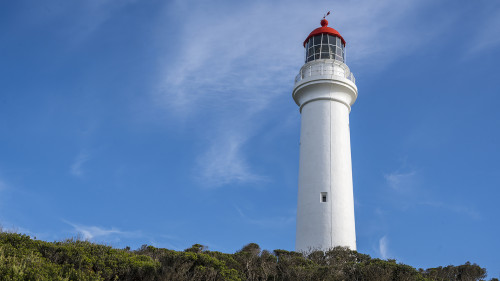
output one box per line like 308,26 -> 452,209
156,0 -> 444,114
196,133 -> 267,187
333,0 -> 440,67
466,6 -> 500,55
34,1 -> 139,45
64,220 -> 127,240
153,0 -> 449,188
379,235 -> 390,259
155,3 -> 295,117
420,201 -> 481,220
384,168 -> 481,219
70,152 -> 90,177
0,224 -> 31,235
384,170 -> 417,191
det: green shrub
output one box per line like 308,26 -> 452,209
0,232 -> 493,281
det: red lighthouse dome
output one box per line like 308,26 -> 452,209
303,19 -> 346,47
303,19 -> 346,63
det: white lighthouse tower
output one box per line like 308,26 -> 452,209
293,16 -> 357,252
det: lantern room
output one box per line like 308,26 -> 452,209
303,19 -> 346,63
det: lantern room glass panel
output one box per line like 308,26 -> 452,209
305,34 -> 345,63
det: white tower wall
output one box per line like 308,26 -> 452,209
293,60 -> 358,252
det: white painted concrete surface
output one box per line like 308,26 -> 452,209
293,59 -> 358,252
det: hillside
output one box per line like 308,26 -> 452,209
0,231 -> 495,281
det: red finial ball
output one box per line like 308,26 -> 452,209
320,19 -> 328,27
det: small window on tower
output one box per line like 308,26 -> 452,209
321,192 -> 328,203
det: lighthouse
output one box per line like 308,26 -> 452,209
293,16 -> 357,252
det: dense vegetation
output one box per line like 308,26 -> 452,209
0,231 -> 496,281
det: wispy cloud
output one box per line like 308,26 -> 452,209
64,220 -> 129,240
379,235 -> 390,259
333,0 -> 447,68
384,168 -> 481,220
384,170 -> 418,191
70,152 -> 90,177
466,5 -> 500,55
420,201 -> 481,220
196,133 -> 267,187
156,0 -> 441,116
0,224 -> 31,235
156,3 -> 295,117
33,1 -> 139,45
152,0 -> 448,189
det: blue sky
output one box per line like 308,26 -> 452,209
1,0 -> 500,277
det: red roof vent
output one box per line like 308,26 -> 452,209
303,19 -> 346,47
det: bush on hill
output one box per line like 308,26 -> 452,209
0,231 -> 493,281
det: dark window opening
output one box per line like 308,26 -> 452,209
321,192 -> 328,203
